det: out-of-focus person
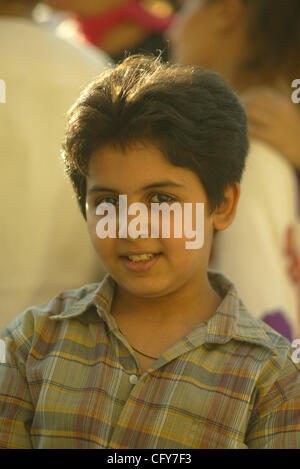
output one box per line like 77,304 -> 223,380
241,87 -> 300,169
42,0 -> 175,61
169,0 -> 300,341
0,0 -> 110,330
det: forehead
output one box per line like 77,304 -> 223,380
86,142 -> 203,193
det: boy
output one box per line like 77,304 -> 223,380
0,55 -> 299,449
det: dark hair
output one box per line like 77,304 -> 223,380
242,0 -> 300,80
62,54 -> 248,218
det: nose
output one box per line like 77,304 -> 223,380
117,200 -> 150,240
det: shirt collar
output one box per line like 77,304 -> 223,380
204,271 -> 280,351
51,271 -> 277,352
49,275 -> 114,321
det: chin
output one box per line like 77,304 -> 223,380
122,276 -> 174,298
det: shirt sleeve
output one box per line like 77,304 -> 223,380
0,312 -> 35,448
246,356 -> 300,448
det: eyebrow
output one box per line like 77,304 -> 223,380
87,181 -> 185,196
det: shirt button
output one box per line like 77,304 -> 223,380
129,374 -> 138,385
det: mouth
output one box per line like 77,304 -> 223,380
122,253 -> 158,262
120,252 -> 162,272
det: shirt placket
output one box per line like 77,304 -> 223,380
106,324 -> 208,449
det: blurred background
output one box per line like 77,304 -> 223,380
32,0 -> 177,61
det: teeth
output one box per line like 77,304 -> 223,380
127,253 -> 155,262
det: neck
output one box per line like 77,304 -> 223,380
112,271 -> 221,327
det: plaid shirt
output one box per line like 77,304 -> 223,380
0,272 -> 299,449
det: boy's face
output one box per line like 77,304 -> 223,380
85,142 -> 217,299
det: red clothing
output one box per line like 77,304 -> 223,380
76,0 -> 174,47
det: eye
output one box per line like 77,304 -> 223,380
95,196 -> 118,207
150,193 -> 176,204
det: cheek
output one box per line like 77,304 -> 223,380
92,238 -> 118,275
162,205 -> 209,251
87,216 -> 115,259
86,215 -> 97,245
162,237 -> 204,264
174,219 -> 212,264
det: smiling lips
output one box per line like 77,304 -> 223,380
126,253 -> 155,262
120,252 -> 162,272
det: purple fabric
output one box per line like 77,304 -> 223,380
262,311 -> 293,342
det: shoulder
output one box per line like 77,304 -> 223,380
0,282 -> 101,353
234,306 -> 300,391
212,271 -> 298,376
208,271 -> 293,362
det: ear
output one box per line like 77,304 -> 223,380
213,0 -> 246,33
212,183 -> 240,231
